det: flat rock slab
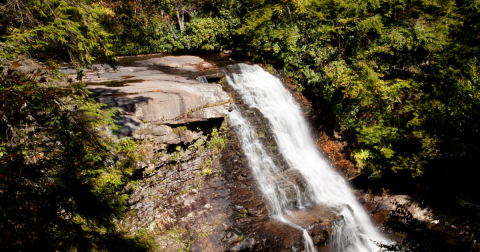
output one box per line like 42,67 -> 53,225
91,80 -> 229,122
150,56 -> 205,68
60,56 -> 231,128
283,204 -> 337,229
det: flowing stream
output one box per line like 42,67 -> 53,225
226,64 -> 389,252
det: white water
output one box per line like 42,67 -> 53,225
227,64 -> 389,252
196,75 -> 208,83
229,109 -> 316,250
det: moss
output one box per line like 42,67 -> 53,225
201,167 -> 214,176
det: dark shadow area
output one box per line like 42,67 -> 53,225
114,115 -> 143,137
93,94 -> 154,113
86,78 -> 144,87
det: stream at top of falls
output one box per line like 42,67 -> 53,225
226,64 -> 391,252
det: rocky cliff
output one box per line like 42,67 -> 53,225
61,55 -> 339,251
61,55 -> 432,251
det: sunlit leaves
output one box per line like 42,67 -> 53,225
0,62 -> 144,250
0,0 -> 117,68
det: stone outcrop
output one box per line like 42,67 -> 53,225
61,56 -> 345,251
89,79 -> 230,124
356,191 -> 435,227
119,134 -> 231,251
149,56 -> 212,71
70,56 -> 237,251
60,56 -> 233,136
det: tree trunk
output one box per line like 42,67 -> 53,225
167,18 -> 179,40
177,10 -> 184,34
162,10 -> 178,40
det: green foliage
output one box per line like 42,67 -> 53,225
0,0 -> 117,68
180,17 -> 230,51
0,60 -> 148,251
172,126 -> 187,134
170,151 -> 181,162
201,167 -> 213,176
116,138 -> 142,171
193,122 -> 229,176
109,12 -> 176,55
240,208 -> 248,218
200,157 -> 213,175
105,0 -> 240,55
233,0 -> 480,178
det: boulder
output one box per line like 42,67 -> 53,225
92,81 -> 230,123
180,130 -> 197,144
148,56 -> 205,69
154,132 -> 181,145
356,192 -> 435,226
377,195 -> 433,222
152,125 -> 173,136
190,103 -> 231,120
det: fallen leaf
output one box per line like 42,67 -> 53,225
12,61 -> 21,70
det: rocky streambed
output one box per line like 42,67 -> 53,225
61,54 -> 429,251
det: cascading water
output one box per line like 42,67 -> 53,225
196,75 -> 209,83
229,109 -> 316,250
226,64 -> 389,252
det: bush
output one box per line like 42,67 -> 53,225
0,0 -> 117,68
0,58 -> 148,251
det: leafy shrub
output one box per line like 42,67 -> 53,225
0,0 -> 117,68
0,59 -> 148,251
180,17 -> 230,51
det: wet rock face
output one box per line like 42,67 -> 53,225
225,83 -> 313,210
198,123 -> 339,252
196,83 -> 340,252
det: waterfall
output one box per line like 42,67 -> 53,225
196,75 -> 208,83
227,64 -> 389,252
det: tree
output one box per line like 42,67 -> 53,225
0,0 -> 117,68
233,0 -> 480,178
